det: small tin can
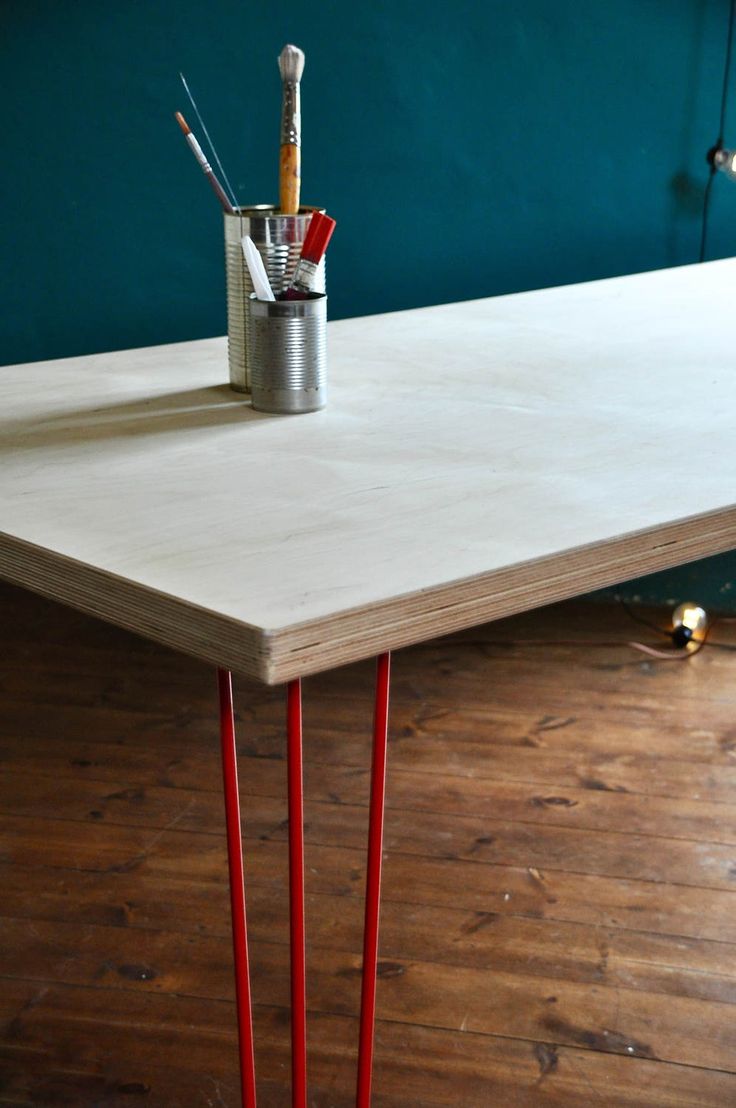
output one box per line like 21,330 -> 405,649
248,293 -> 327,415
223,205 -> 326,393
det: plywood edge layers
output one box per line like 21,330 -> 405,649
2,506 -> 735,686
262,507 -> 736,683
0,533 -> 269,682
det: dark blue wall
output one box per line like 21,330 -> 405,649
2,1 -> 735,608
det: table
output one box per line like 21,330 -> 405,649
2,259 -> 736,1105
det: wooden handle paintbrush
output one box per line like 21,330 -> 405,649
278,44 -> 305,214
174,111 -> 235,213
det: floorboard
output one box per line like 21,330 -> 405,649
1,581 -> 736,1104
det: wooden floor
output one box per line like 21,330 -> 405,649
2,583 -> 736,1106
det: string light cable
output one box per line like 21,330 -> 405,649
414,601 -> 736,662
700,0 -> 736,261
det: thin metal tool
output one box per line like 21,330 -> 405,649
180,71 -> 240,212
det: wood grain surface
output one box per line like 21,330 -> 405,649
1,261 -> 736,683
279,144 -> 301,214
2,582 -> 736,1104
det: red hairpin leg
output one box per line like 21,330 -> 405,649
217,668 -> 257,1107
287,678 -> 308,1108
356,652 -> 392,1107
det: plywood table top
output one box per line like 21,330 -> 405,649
2,260 -> 735,683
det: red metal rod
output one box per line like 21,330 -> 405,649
287,678 -> 308,1108
356,652 -> 392,1107
217,668 -> 257,1108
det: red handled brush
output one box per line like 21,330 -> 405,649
280,211 -> 336,300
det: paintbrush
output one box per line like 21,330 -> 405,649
278,44 -> 305,214
281,212 -> 336,299
179,73 -> 239,212
174,111 -> 235,214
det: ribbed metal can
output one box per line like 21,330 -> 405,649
248,293 -> 327,414
223,205 -> 326,393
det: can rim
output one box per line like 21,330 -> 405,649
225,204 -> 325,219
248,291 -> 327,303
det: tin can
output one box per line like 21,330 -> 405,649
248,293 -> 327,414
223,205 -> 326,393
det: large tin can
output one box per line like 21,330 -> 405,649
223,205 -> 326,393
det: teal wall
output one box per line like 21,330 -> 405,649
2,1 -> 735,609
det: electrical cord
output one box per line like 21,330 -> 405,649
699,172 -> 717,264
615,594 -> 672,639
700,0 -> 736,262
717,0 -> 736,146
416,606 -> 736,663
451,635 -> 709,661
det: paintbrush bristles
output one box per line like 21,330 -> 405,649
278,44 -> 305,83
174,111 -> 190,135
